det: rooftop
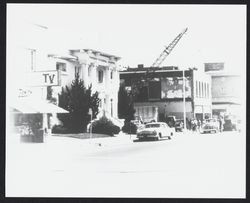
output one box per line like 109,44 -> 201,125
70,48 -> 121,61
205,71 -> 240,77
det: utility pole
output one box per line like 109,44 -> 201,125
183,69 -> 187,131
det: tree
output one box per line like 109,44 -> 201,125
118,84 -> 135,122
58,73 -> 100,133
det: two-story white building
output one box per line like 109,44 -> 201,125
69,49 -> 121,119
7,20 -> 122,135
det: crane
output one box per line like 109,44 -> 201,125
130,28 -> 188,101
151,27 -> 188,67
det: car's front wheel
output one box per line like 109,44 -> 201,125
159,133 -> 162,138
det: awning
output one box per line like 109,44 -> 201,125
9,98 -> 69,114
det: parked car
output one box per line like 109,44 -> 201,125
201,122 -> 219,134
137,122 -> 175,140
175,119 -> 184,132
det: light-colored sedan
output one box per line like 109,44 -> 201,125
201,123 -> 219,134
137,122 -> 175,140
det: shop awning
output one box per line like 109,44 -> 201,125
9,98 -> 69,114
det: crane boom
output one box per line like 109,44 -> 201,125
151,27 -> 188,67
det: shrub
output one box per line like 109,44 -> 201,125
52,125 -> 70,134
91,116 -> 120,136
122,121 -> 137,134
112,125 -> 121,135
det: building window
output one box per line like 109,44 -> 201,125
98,70 -> 104,83
204,83 -> 207,98
203,82 -> 205,98
110,71 -> 113,79
201,82 -> 205,98
99,99 -> 102,108
199,82 -> 201,98
30,49 -> 36,70
75,66 -> 80,76
207,83 -> 209,98
88,66 -> 91,76
110,99 -> 113,117
56,62 -> 67,72
201,82 -> 204,98
196,81 -> 198,98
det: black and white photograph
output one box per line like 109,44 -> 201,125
6,4 -> 246,198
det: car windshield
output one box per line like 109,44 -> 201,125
145,124 -> 160,128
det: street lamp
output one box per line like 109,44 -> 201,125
183,69 -> 187,131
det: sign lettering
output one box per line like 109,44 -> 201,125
27,70 -> 60,87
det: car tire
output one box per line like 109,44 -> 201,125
159,133 -> 162,138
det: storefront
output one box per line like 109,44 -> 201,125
9,98 -> 68,143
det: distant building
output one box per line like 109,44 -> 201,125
120,66 -> 212,123
204,63 -> 241,118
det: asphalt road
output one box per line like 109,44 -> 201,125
6,131 -> 245,198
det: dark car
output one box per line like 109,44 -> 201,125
223,119 -> 237,131
166,116 -> 176,128
175,119 -> 184,132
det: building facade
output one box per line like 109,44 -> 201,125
120,66 -> 212,122
7,21 -> 122,134
204,63 -> 241,118
70,49 -> 121,119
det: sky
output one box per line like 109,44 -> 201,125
7,4 -> 246,73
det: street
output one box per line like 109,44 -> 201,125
6,131 -> 245,198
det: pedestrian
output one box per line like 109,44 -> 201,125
191,119 -> 194,132
194,119 -> 198,132
186,118 -> 191,130
219,117 -> 223,132
197,120 -> 201,132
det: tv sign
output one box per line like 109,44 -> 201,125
27,70 -> 61,87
